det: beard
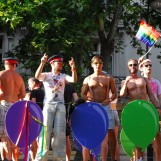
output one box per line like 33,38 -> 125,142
129,68 -> 138,74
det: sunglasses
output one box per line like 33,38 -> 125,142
53,61 -> 64,64
93,62 -> 103,65
144,64 -> 152,67
128,64 -> 138,67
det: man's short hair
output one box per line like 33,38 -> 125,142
127,59 -> 138,65
91,55 -> 103,64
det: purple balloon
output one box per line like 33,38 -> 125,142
5,100 -> 43,148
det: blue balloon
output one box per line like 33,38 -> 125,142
71,102 -> 108,149
91,144 -> 101,158
72,133 -> 82,152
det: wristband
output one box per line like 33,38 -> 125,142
71,67 -> 76,71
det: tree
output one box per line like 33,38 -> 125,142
0,0 -> 161,79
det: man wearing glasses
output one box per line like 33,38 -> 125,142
139,57 -> 161,161
81,55 -> 118,161
35,53 -> 77,161
120,58 -> 160,160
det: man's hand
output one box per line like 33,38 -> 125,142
138,55 -> 144,64
124,76 -> 132,85
69,57 -> 76,71
86,96 -> 94,102
102,99 -> 110,106
41,53 -> 48,64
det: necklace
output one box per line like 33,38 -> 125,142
52,73 -> 60,84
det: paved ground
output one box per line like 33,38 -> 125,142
16,146 -> 156,161
70,148 -> 156,161
15,134 -> 156,161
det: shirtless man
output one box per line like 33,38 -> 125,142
81,55 -> 118,161
120,58 -> 160,160
0,57 -> 26,161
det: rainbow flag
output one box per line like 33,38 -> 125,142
136,20 -> 161,47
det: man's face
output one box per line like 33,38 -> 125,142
142,62 -> 152,74
4,63 -> 16,70
128,60 -> 138,74
28,79 -> 35,90
50,59 -> 64,70
91,58 -> 103,71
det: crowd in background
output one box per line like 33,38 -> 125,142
0,53 -> 160,161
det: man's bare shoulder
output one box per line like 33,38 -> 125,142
83,74 -> 93,83
0,70 -> 6,76
0,70 -> 23,80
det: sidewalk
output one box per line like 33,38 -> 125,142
70,141 -> 156,161
17,148 -> 156,161
70,147 -> 131,161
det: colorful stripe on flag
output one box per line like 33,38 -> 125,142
136,20 -> 161,47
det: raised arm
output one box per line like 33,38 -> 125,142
120,76 -> 131,97
66,57 -> 77,83
35,53 -> 48,80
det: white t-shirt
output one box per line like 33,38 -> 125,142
40,72 -> 71,103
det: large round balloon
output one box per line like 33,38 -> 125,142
5,100 -> 43,148
120,129 -> 135,157
71,102 -> 108,149
121,100 -> 159,149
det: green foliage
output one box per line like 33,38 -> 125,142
1,0 -> 161,91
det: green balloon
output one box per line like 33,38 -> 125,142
121,100 -> 159,149
120,129 -> 135,157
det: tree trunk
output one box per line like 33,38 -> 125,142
97,0 -> 122,72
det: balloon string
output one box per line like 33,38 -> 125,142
29,113 -> 46,127
27,104 -> 47,158
15,101 -> 28,146
40,125 -> 47,157
29,111 -> 47,155
24,106 -> 30,161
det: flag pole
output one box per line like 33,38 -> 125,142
142,40 -> 158,58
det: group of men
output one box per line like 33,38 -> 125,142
0,53 -> 161,161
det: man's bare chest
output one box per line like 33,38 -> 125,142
88,76 -> 109,87
127,78 -> 145,90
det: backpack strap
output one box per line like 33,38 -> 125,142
106,74 -> 111,100
143,77 -> 148,92
88,75 -> 94,101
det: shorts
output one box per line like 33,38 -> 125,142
112,110 -> 120,126
0,102 -> 12,137
103,105 -> 115,129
